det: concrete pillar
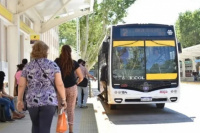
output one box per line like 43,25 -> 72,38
0,20 -> 3,61
182,60 -> 185,79
5,0 -> 20,95
7,15 -> 20,95
192,57 -> 196,71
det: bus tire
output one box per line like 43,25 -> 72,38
156,103 -> 165,109
109,104 -> 116,110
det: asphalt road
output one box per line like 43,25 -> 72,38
91,82 -> 200,133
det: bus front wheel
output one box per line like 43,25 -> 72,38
156,103 -> 165,109
109,104 -> 116,110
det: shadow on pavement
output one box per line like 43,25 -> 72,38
100,100 -> 193,125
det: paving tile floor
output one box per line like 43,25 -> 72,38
0,104 -> 98,133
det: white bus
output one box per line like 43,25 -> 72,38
98,24 -> 182,109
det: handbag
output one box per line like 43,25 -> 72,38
14,85 -> 18,96
22,88 -> 28,111
35,60 -> 56,89
0,104 -> 6,122
56,108 -> 68,132
77,77 -> 88,87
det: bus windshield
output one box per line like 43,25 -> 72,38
112,46 -> 145,80
112,41 -> 177,81
146,46 -> 177,74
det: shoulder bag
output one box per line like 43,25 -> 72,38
35,60 -> 56,89
77,77 -> 88,87
0,104 -> 6,122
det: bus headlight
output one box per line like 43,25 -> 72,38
114,98 -> 123,103
170,97 -> 178,102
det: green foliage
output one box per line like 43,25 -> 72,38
59,20 -> 76,48
79,0 -> 136,69
58,0 -> 136,69
175,9 -> 200,48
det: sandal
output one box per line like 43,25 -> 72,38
12,115 -> 21,119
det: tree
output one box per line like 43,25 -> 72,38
59,20 -> 76,48
58,0 -> 136,70
175,9 -> 200,48
79,0 -> 136,69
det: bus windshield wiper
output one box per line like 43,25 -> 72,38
116,40 -> 139,47
150,40 -> 174,47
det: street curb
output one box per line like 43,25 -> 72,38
89,97 -> 111,133
181,81 -> 200,85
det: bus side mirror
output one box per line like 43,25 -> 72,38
102,42 -> 109,54
178,42 -> 182,53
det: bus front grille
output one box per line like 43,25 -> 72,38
125,98 -> 167,102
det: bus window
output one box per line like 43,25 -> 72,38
112,46 -> 145,80
146,46 -> 177,73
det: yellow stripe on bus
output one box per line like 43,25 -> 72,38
146,40 -> 175,46
113,41 -> 144,47
146,73 -> 177,80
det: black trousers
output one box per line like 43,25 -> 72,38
28,105 -> 56,133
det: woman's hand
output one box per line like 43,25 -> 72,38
9,96 -> 14,100
17,101 -> 24,112
61,100 -> 67,109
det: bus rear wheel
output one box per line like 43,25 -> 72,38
109,104 -> 116,110
156,103 -> 165,109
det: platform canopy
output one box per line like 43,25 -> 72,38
18,0 -> 94,33
179,44 -> 200,60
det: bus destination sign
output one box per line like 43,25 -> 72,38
120,28 -> 173,37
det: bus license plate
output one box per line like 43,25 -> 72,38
141,97 -> 152,102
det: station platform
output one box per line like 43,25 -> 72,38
0,81 -> 110,133
0,103 -> 98,133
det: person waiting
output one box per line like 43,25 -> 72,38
22,58 -> 28,66
0,71 -> 25,121
14,64 -> 24,97
77,59 -> 96,108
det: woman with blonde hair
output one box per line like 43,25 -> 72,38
55,44 -> 83,133
17,40 -> 66,133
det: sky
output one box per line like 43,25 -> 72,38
124,0 -> 200,25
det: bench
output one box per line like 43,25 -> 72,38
0,104 -> 6,122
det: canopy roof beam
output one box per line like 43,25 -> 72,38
41,10 -> 91,33
45,0 -> 72,25
17,0 -> 45,14
60,0 -> 68,13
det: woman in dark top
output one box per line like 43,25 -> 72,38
55,45 -> 83,133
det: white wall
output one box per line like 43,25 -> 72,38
41,27 -> 60,61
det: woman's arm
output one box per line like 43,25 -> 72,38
1,86 -> 13,99
55,73 -> 66,107
75,67 -> 83,84
17,77 -> 27,101
85,68 -> 96,81
17,77 -> 27,111
87,72 -> 96,81
14,75 -> 17,96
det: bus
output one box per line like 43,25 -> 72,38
98,24 -> 182,109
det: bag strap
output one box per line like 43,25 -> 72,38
35,59 -> 55,87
